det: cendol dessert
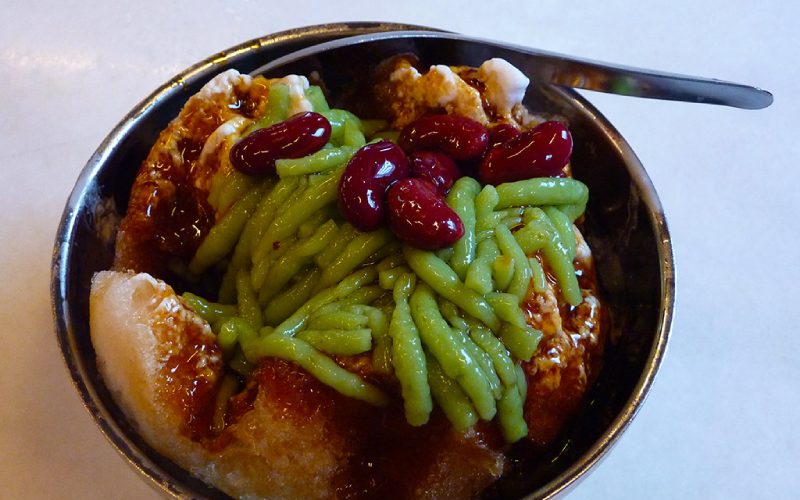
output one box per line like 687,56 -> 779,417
89,55 -> 605,499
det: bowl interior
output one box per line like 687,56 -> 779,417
52,22 -> 672,499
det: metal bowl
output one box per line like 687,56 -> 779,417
51,22 -> 674,499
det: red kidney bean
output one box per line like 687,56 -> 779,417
478,120 -> 573,184
230,112 -> 331,175
409,151 -> 461,194
338,140 -> 410,231
398,114 -> 489,161
488,123 -> 520,148
387,178 -> 464,250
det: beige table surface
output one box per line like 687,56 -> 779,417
1,0 -> 798,498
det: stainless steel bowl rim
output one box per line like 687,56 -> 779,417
51,21 -> 674,500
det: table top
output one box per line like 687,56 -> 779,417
1,1 -> 797,498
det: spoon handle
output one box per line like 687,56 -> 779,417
251,30 -> 773,110
492,37 -> 773,110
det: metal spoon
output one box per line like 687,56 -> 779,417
250,30 -> 772,110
